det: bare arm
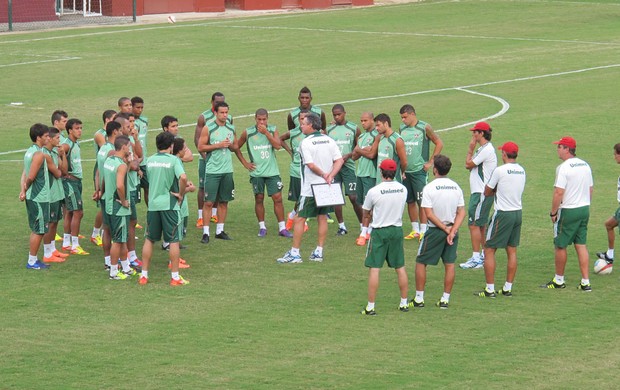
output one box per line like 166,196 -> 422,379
287,114 -> 295,131
116,163 -> 129,208
395,138 -> 408,176
550,187 -> 565,223
234,131 -> 255,171
280,131 -> 293,157
465,135 -> 477,170
448,206 -> 466,245
194,114 -> 206,158
483,185 -> 496,197
424,124 -> 443,171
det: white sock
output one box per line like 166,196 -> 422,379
141,270 -> 149,278
420,224 -> 428,233
63,234 -> 71,247
92,227 -> 100,238
367,227 -> 372,235
211,207 -> 217,217
554,274 -> 564,284
44,243 -> 54,258
412,222 -> 420,232
198,209 -> 203,219
288,210 -> 296,219
109,264 -> 119,277
607,249 -> 614,259
415,291 -> 424,302
339,222 -> 346,230
315,246 -> 323,256
504,282 -> 513,291
441,292 -> 451,302
278,221 -> 285,231
400,297 -> 408,307
366,302 -> 375,311
171,271 -> 180,280
202,226 -> 210,235
128,250 -> 137,262
28,254 -> 38,265
104,256 -> 111,267
120,259 -> 131,273
258,221 -> 266,229
71,236 -> 79,249
486,283 -> 495,293
216,223 -> 224,234
360,226 -> 368,236
472,252 -> 481,260
291,247 -> 300,256
581,278 -> 590,285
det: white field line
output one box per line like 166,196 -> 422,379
0,56 -> 81,67
1,63 -> 618,158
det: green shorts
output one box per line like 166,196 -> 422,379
26,200 -> 49,235
288,176 -> 301,202
100,199 -> 111,227
139,165 -> 148,191
554,206 -> 589,248
356,176 -> 376,206
251,175 -> 283,196
416,227 -> 459,265
204,173 -> 235,202
334,166 -> 357,195
486,210 -> 522,249
49,200 -> 62,223
613,206 -> 620,225
297,196 -> 334,219
129,190 -> 138,221
403,170 -> 427,204
365,226 -> 405,268
62,179 -> 83,211
183,216 -> 188,239
109,214 -> 129,243
468,192 -> 494,227
145,210 -> 183,243
198,158 -> 206,190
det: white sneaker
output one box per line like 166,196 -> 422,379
460,257 -> 483,269
309,250 -> 323,262
277,251 -> 302,264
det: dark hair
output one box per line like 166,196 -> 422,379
211,92 -> 224,102
130,96 -> 144,105
614,143 -> 620,154
505,151 -> 518,159
114,135 -> 131,151
51,110 -> 68,125
434,154 -> 452,176
214,101 -> 229,113
48,127 -> 60,137
305,113 -> 322,131
332,104 -> 345,112
102,109 -> 116,124
399,104 -> 415,115
172,138 -> 185,156
115,112 -> 131,121
380,168 -> 396,180
156,131 -> 175,151
474,128 -> 492,141
117,97 -> 131,107
30,123 -> 49,142
299,86 -> 311,96
374,113 -> 391,127
66,118 -> 82,132
255,108 -> 268,117
161,115 -> 178,130
106,121 -> 122,137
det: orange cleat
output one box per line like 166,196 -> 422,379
168,258 -> 191,269
195,218 -> 203,228
210,215 -> 218,223
52,250 -> 69,258
285,217 -> 294,231
356,236 -> 367,246
138,276 -> 148,285
170,276 -> 190,286
43,255 -> 66,263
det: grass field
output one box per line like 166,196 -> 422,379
1,0 -> 620,388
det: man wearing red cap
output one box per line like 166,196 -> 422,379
475,142 -> 526,298
542,136 -> 593,291
361,158 -> 409,315
596,143 -> 620,264
460,121 -> 497,270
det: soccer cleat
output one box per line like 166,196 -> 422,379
170,276 -> 190,286
596,252 -> 614,264
417,232 -> 425,242
497,289 -> 513,297
138,276 -> 148,285
104,264 -> 111,271
309,250 -> 323,262
168,259 -> 191,269
258,228 -> 267,238
43,254 -> 65,263
276,251 -> 302,264
55,234 -> 62,241
278,229 -> 293,238
201,234 -> 210,244
215,231 -> 231,240
398,305 -> 409,312
70,246 -> 90,255
459,257 -> 483,269
210,215 -> 218,223
436,300 -> 449,309
162,243 -> 170,251
135,223 -> 143,229
326,214 -> 334,223
540,279 -> 566,289
361,308 -> 377,316
475,289 -> 497,298
62,245 -> 72,251
578,283 -> 592,292
130,259 -> 143,268
109,272 -> 128,280
122,268 -> 138,277
365,233 -> 370,240
52,250 -> 69,258
404,231 -> 419,240
356,236 -> 367,246
285,217 -> 294,231
336,228 -> 348,236
90,235 -> 103,247
304,222 -> 309,232
408,299 -> 425,308
195,218 -> 203,228
26,260 -> 50,270
78,234 -> 85,239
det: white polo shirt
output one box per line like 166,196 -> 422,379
555,157 -> 593,209
421,177 -> 465,227
486,163 -> 526,211
363,180 -> 407,228
469,142 -> 497,194
299,132 -> 342,197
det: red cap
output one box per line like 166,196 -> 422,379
553,136 -> 576,149
498,142 -> 519,154
470,121 -> 491,131
379,159 -> 397,171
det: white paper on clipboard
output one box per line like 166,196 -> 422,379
311,182 -> 345,207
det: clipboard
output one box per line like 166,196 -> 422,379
311,182 -> 345,207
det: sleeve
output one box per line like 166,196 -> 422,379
554,164 -> 567,189
174,157 -> 185,178
420,185 -> 432,208
472,145 -> 493,166
331,140 -> 343,160
486,167 -> 500,190
362,188 -> 374,211
457,188 -> 465,207
300,138 -> 314,165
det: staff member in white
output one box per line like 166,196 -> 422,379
542,136 -> 594,291
277,113 -> 343,264
475,142 -> 526,298
412,155 -> 465,309
361,159 -> 409,316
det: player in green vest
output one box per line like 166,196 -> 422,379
197,101 -> 239,244
236,108 -> 292,238
287,86 -> 327,131
399,104 -> 443,242
367,114 -> 407,186
20,123 -> 51,269
327,104 -> 363,236
51,110 -> 68,145
132,96 -> 149,206
194,92 -> 233,228
172,137 -> 194,270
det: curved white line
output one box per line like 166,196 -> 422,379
436,88 -> 511,132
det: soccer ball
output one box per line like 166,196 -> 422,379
593,259 -> 613,275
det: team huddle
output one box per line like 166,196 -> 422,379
20,87 -> 620,306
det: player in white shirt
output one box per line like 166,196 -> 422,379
360,159 -> 409,315
475,142 -> 526,298
596,143 -> 620,264
542,136 -> 594,291
412,155 -> 466,309
461,122 -> 498,269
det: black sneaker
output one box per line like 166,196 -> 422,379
596,252 -> 614,264
436,300 -> 449,309
497,289 -> 513,297
104,264 -> 111,271
408,299 -> 425,308
578,283 -> 592,292
398,305 -> 409,312
361,308 -> 377,316
162,243 -> 170,251
540,280 -> 566,289
336,228 -> 348,236
201,234 -> 210,244
215,231 -> 232,240
475,289 -> 497,298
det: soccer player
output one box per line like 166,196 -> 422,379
360,159 -> 409,316
42,127 -> 69,263
20,124 -> 52,269
162,115 -> 193,162
276,113 -> 344,264
101,135 -> 137,280
352,112 -> 378,246
475,142 -> 526,298
327,104 -> 363,236
412,155 -> 466,309
370,113 -> 407,184
194,92 -> 232,227
287,86 -> 327,131
51,110 -> 68,143
460,122 -> 497,270
132,96 -> 150,206
542,136 -> 594,291
139,131 -> 189,286
236,108 -> 292,238
399,104 -> 443,241
596,143 -> 620,264
60,118 -> 88,255
171,137 -> 193,270
197,101 -> 238,243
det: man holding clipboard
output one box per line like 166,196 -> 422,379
277,113 -> 344,264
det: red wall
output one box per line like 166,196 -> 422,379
0,0 -> 57,23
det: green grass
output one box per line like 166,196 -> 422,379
1,0 -> 620,388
